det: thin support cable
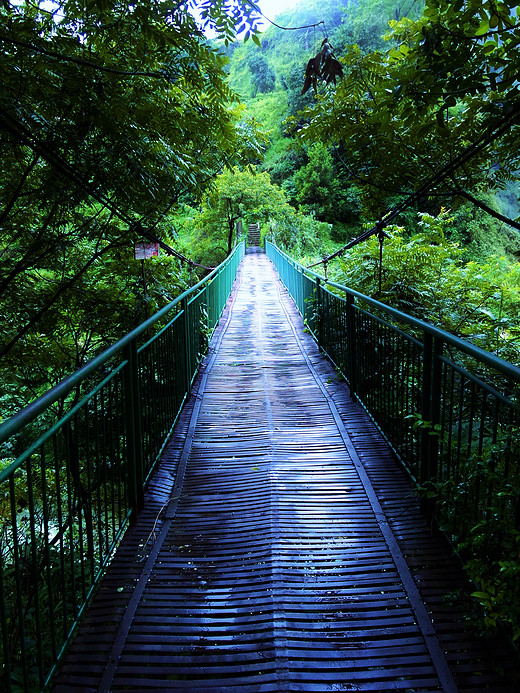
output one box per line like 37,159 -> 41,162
0,109 -> 214,270
378,225 -> 385,295
245,0 -> 324,31
310,102 -> 520,270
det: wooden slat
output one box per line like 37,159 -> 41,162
53,253 -> 519,692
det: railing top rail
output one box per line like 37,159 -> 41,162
0,242 -> 245,446
266,240 -> 520,383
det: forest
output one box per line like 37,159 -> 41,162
2,0 -> 520,666
2,0 -> 520,421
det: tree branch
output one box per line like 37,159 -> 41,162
0,154 -> 39,227
0,240 -> 129,360
450,183 -> 520,233
0,34 -> 169,80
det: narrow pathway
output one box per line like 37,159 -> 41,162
54,253 -> 519,692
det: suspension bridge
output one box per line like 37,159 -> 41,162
1,240 -> 519,691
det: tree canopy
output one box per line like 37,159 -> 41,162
180,166 -> 332,265
296,0 -> 520,226
0,0 -> 265,406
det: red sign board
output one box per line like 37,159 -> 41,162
134,242 -> 160,260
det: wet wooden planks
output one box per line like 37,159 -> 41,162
54,252 -> 519,692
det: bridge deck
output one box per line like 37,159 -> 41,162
54,252 -> 518,692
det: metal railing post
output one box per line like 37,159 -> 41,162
421,334 -> 442,484
316,277 -> 323,351
429,337 -> 443,480
124,340 -> 144,520
299,265 -> 304,316
421,333 -> 433,484
182,296 -> 192,394
346,293 -> 358,398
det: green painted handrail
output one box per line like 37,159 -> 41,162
266,238 -> 520,606
0,248 -> 240,449
0,241 -> 244,692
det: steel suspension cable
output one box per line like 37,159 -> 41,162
0,108 -> 214,270
310,101 -> 520,269
245,0 -> 324,31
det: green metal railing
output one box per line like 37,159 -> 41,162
0,241 -> 244,692
267,240 -> 520,566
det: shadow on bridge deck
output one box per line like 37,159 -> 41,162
54,253 -> 519,692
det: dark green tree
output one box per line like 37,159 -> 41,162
297,0 -> 520,227
184,167 -> 331,264
0,0 -> 265,406
248,54 -> 276,96
291,142 -> 361,223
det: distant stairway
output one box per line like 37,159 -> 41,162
248,222 -> 260,246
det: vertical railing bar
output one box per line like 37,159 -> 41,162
26,456 -> 44,687
446,367 -> 455,481
165,330 -> 172,430
64,423 -> 77,624
140,349 -> 147,472
387,325 -> 391,426
0,534 -> 11,692
486,399 -> 500,523
429,337 -> 443,483
375,319 -> 380,413
346,293 -> 357,398
88,395 -> 96,583
75,414 -> 87,603
9,473 -> 29,692
134,343 -> 144,507
157,334 -> 164,445
97,388 -> 105,566
123,341 -> 143,522
438,362 -> 447,481
110,377 -> 118,535
40,445 -> 57,662
53,432 -> 66,642
478,391 -> 487,458
182,296 -> 192,396
421,333 -> 433,484
467,381 -> 476,459
117,372 -> 125,528
102,384 -> 110,555
475,390 -> 486,522
144,344 -> 151,471
114,377 -> 122,543
404,336 -> 411,463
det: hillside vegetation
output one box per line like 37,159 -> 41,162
2,0 -> 520,651
179,0 -> 520,368
2,0 -> 520,418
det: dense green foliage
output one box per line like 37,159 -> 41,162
178,166 -> 331,264
335,210 -> 520,361
297,0 -> 520,224
2,0 -> 520,651
0,0 -> 266,414
225,0 -> 520,242
219,0 -> 520,641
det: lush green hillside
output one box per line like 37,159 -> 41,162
2,0 -> 520,656
2,0 -> 519,415
222,0 -> 520,259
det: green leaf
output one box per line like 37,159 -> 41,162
475,19 -> 490,36
471,591 -> 492,600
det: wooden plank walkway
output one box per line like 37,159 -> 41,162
54,251 -> 519,692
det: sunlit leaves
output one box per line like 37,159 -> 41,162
0,0 -> 265,408
296,0 -> 520,221
183,167 -> 330,265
